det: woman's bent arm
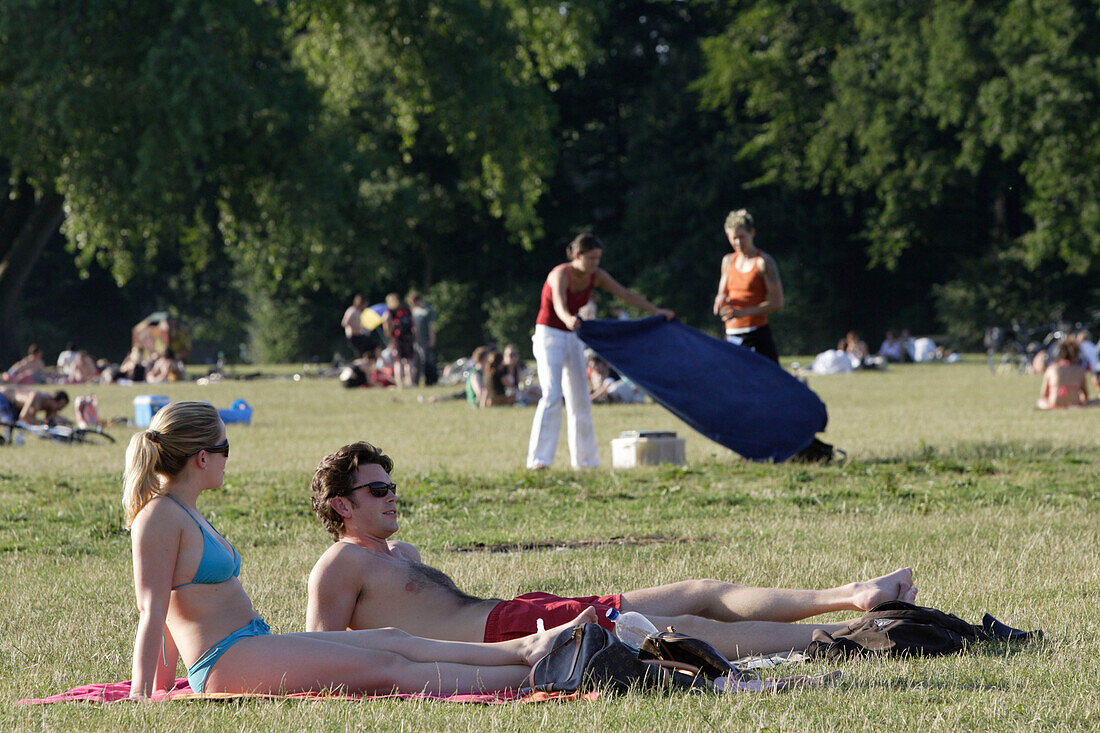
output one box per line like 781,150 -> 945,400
1038,368 -> 1053,403
713,254 -> 732,315
129,507 -> 181,698
547,267 -> 580,329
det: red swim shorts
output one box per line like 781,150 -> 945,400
483,592 -> 621,643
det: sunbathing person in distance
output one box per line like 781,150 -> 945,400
1036,339 -> 1098,409
306,442 -> 919,659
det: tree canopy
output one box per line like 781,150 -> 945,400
3,0 -> 1097,364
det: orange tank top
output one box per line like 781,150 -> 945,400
724,252 -> 768,330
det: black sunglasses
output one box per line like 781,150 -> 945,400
348,480 -> 397,498
190,440 -> 230,459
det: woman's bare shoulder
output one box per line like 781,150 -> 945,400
131,496 -> 186,534
546,262 -> 569,282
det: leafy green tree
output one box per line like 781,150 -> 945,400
977,0 -> 1100,272
932,254 -> 1096,349
0,0 -> 343,363
697,0 -> 1100,347
426,280 -> 481,361
484,287 -> 539,356
538,1 -> 743,326
1,0 -> 600,363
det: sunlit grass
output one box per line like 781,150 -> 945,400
2,358 -> 1098,729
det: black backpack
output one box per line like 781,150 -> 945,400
805,600 -> 1041,660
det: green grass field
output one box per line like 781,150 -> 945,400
3,358 -> 1099,730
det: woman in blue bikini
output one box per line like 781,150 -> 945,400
124,401 -> 589,700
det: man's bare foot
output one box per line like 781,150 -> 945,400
517,608 -> 598,665
850,568 -> 918,611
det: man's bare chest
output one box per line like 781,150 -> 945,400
358,556 -> 480,606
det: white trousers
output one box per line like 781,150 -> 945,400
527,325 -> 600,468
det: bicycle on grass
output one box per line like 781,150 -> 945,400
1,420 -> 116,446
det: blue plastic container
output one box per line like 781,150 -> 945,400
219,399 -> 252,425
133,395 -> 169,428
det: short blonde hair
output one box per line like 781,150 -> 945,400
724,209 -> 755,231
122,401 -> 222,527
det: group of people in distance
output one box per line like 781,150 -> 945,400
1,341 -> 185,387
125,400 -> 920,698
423,342 -> 539,407
341,291 -> 437,390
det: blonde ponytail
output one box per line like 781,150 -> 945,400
123,431 -> 163,527
121,401 -> 223,527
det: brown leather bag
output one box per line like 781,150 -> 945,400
640,628 -> 743,682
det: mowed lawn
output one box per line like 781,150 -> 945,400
2,358 -> 1098,730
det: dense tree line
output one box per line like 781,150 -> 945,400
2,0 -> 1097,365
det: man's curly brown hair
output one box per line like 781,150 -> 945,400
310,441 -> 394,540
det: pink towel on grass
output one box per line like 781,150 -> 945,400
18,678 -> 598,705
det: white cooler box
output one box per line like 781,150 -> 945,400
611,430 -> 686,468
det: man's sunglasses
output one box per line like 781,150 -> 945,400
190,440 -> 230,459
349,481 -> 397,498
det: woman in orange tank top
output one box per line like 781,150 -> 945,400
712,209 -> 784,363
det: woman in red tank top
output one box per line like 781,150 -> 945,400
712,209 -> 784,363
527,233 -> 674,469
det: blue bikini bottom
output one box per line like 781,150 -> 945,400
187,618 -> 271,693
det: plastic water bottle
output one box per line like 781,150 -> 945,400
606,608 -> 659,649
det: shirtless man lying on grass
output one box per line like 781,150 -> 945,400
306,442 -> 919,659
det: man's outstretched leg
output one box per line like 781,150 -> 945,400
620,568 -> 917,624
638,616 -> 849,659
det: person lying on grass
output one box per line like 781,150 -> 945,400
306,441 -> 919,658
124,401 -> 585,700
0,385 -> 69,425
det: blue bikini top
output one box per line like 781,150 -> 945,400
165,494 -> 241,590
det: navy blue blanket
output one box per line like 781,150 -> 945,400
577,317 -> 827,462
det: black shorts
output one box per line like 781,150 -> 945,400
729,324 -> 779,363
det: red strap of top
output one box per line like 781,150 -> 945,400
536,264 -> 595,331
